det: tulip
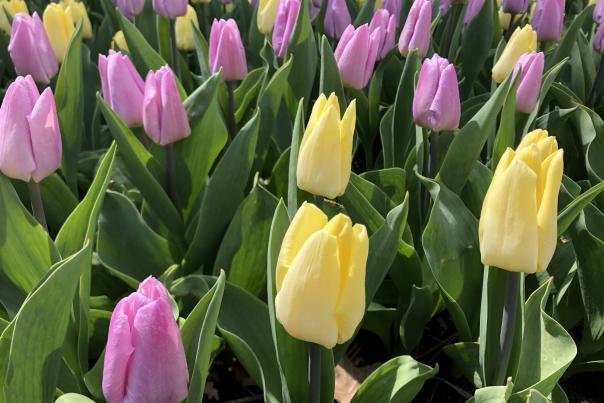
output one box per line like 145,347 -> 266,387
413,54 -> 460,131
0,76 -> 61,183
512,52 -> 544,113
370,9 -> 397,59
594,22 -> 604,54
175,5 -> 199,51
257,0 -> 279,34
152,0 -> 188,19
492,25 -> 537,82
310,0 -> 321,18
209,19 -> 248,81
115,0 -> 145,20
382,0 -> 402,24
272,0 -> 300,57
440,0 -> 453,14
595,0 -> 604,24
398,0 -> 431,58
501,0 -> 529,14
275,203 -> 368,348
479,130 -> 563,273
43,3 -> 74,62
297,93 -> 355,198
498,8 -> 522,30
103,277 -> 188,403
99,50 -> 145,127
8,13 -> 58,84
335,24 -> 382,89
63,0 -> 92,38
324,0 -> 351,39
143,66 -> 191,145
112,30 -> 129,51
0,0 -> 28,35
464,0 -> 485,26
531,0 -> 564,42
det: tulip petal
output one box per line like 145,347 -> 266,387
536,149 -> 563,272
339,100 -> 356,194
428,63 -> 460,131
27,88 -> 62,182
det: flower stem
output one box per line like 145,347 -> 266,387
429,131 -> 439,178
28,181 -> 47,231
494,270 -> 521,385
226,81 -> 237,139
166,143 -> 179,209
308,342 -> 321,403
505,14 -> 518,42
169,18 -> 179,79
587,55 -> 604,107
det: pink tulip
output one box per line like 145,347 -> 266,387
464,0 -> 486,26
595,0 -> 604,24
99,50 -> 145,127
324,0 -> 351,39
103,277 -> 188,403
142,66 -> 191,145
370,9 -> 397,59
512,52 -> 544,113
595,21 -> 604,54
335,24 -> 382,89
152,0 -> 187,18
382,0 -> 402,25
398,0 -> 432,57
272,0 -> 300,58
8,12 -> 58,84
209,19 -> 248,81
0,76 -> 61,183
115,0 -> 145,20
531,0 -> 564,42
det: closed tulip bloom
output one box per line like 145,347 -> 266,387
398,0 -> 432,58
0,0 -> 28,35
479,130 -> 563,273
99,50 -> 145,127
512,52 -> 544,113
257,0 -> 279,34
464,0 -> 485,26
43,3 -> 74,62
272,0 -> 300,57
382,0 -> 402,24
594,21 -> 604,53
492,25 -> 537,82
112,30 -> 129,51
8,13 -> 58,84
297,93 -> 355,198
498,8 -> 522,30
115,0 -> 145,20
595,0 -> 604,23
0,76 -> 61,183
335,24 -> 382,89
531,0 -> 564,42
370,9 -> 396,59
502,0 -> 529,14
143,66 -> 191,145
209,19 -> 248,81
413,54 -> 460,131
275,203 -> 368,348
103,277 -> 188,403
175,5 -> 199,51
324,0 -> 351,39
63,0 -> 92,38
440,0 -> 453,14
152,0 -> 187,18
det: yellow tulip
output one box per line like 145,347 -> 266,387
275,202 -> 368,348
297,93 -> 356,199
492,24 -> 537,83
0,0 -> 28,35
498,8 -> 522,30
175,5 -> 199,51
479,129 -> 563,273
43,3 -> 74,62
257,0 -> 279,34
63,0 -> 92,39
112,30 -> 129,52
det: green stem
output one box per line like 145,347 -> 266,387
28,181 -> 47,231
429,131 -> 439,178
308,343 -> 321,403
166,143 -> 179,209
226,81 -> 237,138
505,14 -> 518,42
169,18 -> 179,78
494,271 -> 521,386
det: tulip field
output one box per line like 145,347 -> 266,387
3,0 -> 604,401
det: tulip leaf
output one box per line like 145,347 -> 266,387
492,68 -> 520,169
350,356 -> 438,403
119,14 -> 166,73
442,342 -> 482,388
459,0 -> 493,98
557,181 -> 604,236
182,270 -> 226,403
360,168 -> 407,205
288,100 -> 304,219
380,106 -> 395,168
399,285 -> 434,352
546,6 -> 592,70
235,67 -> 267,124
287,0 -> 317,109
354,0 -> 376,26
55,394 -> 95,403
319,35 -> 346,110
191,23 -> 211,80
472,380 -> 514,403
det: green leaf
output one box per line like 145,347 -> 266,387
319,35 -> 345,109
287,0 -> 317,108
557,181 -> 604,236
360,168 -> 407,205
120,14 -> 166,72
399,285 -> 434,352
353,0 -> 376,25
288,100 -> 304,219
473,379 -> 513,403
492,70 -> 520,169
443,342 -> 482,388
234,67 -> 267,123
38,174 -> 78,233
55,394 -> 95,403
351,356 -> 437,402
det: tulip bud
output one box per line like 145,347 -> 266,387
498,8 -> 521,30
464,0 -> 485,26
272,0 -> 300,57
512,52 -> 544,113
257,0 -> 279,34
112,30 -> 129,51
297,93 -> 355,198
175,5 -> 198,51
99,51 -> 145,128
275,203 -> 368,348
115,0 -> 145,20
335,24 -> 382,89
43,3 -> 74,63
143,66 -> 191,145
152,0 -> 188,19
440,0 -> 453,15
0,76 -> 61,183
63,0 -> 92,38
501,0 -> 529,14
595,0 -> 604,24
103,277 -> 188,403
594,22 -> 604,54
531,0 -> 564,42
8,13 -> 58,84
492,25 -> 537,83
413,54 -> 460,132
209,19 -> 248,81
370,9 -> 397,59
0,0 -> 28,35
324,0 -> 351,39
398,0 -> 432,58
479,130 -> 563,273
382,0 -> 402,24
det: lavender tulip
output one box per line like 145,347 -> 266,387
370,9 -> 396,59
115,0 -> 145,20
512,52 -> 544,113
272,0 -> 300,57
464,0 -> 486,26
8,13 -> 58,84
0,76 -> 61,182
595,0 -> 604,24
335,24 -> 382,89
382,0 -> 402,24
501,0 -> 529,14
143,66 -> 191,145
531,0 -> 564,42
413,54 -> 460,131
152,0 -> 187,18
439,0 -> 453,15
99,50 -> 145,127
103,277 -> 188,403
398,0 -> 432,58
209,19 -> 248,80
594,22 -> 604,53
324,0 -> 351,39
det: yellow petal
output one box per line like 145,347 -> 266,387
43,3 -> 74,62
65,1 -> 92,38
338,100 -> 356,196
0,1 -> 28,34
536,149 -> 563,272
112,30 -> 129,52
515,144 -> 541,175
257,0 -> 279,34
326,92 -> 340,117
517,129 -> 548,150
175,5 -> 198,51
492,25 -> 537,83
535,136 -> 558,162
303,93 -> 328,143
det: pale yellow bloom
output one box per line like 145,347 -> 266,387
0,0 -> 28,35
492,24 -> 537,83
112,30 -> 129,52
175,5 -> 199,51
257,0 -> 279,34
43,3 -> 74,62
63,0 -> 92,39
275,202 -> 368,348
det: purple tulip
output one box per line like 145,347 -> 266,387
152,0 -> 187,18
0,76 -> 61,182
464,0 -> 486,26
335,24 -> 382,89
143,66 -> 191,145
370,9 -> 397,59
310,0 -> 321,18
512,52 -> 544,113
8,13 -> 58,85
382,0 -> 402,24
99,50 -> 145,128
439,0 -> 453,14
272,0 -> 300,58
103,277 -> 188,403
324,0 -> 351,39
398,0 -> 432,58
115,0 -> 145,20
501,0 -> 529,14
531,0 -> 564,42
413,54 -> 460,131
209,19 -> 248,81
595,0 -> 604,24
594,22 -> 604,54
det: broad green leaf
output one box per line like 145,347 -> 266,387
492,69 -> 520,168
319,36 -> 345,110
557,181 -> 604,236
120,14 -> 166,72
287,0 -> 317,108
399,285 -> 434,352
443,342 -> 482,388
380,106 -> 395,168
288,100 -> 304,219
472,379 -> 513,403
234,67 -> 267,123
360,168 -> 407,205
191,23 -> 211,79
39,174 -> 78,233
